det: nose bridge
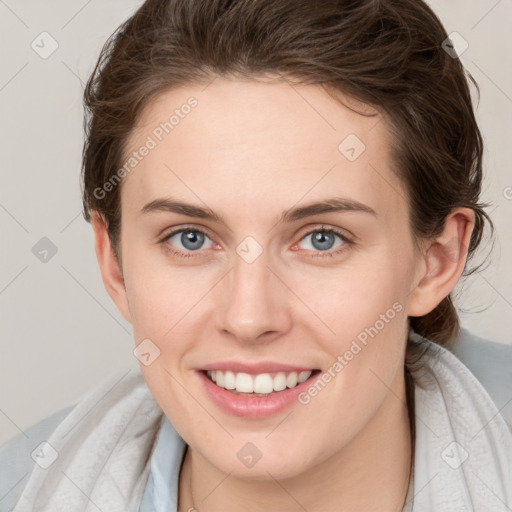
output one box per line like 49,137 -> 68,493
216,243 -> 290,342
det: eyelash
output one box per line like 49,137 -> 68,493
159,225 -> 353,260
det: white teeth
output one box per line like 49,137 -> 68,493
235,372 -> 254,393
286,372 -> 298,388
298,370 -> 312,384
223,370 -> 236,390
206,369 -> 314,394
254,374 -> 274,394
273,372 -> 287,391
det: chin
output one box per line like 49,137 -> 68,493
199,436 -> 319,481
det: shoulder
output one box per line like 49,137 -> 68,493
448,328 -> 512,429
0,369 -> 158,512
0,404 -> 75,511
408,330 -> 512,508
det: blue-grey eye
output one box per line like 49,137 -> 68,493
167,229 -> 213,252
301,230 -> 345,252
182,230 -> 204,250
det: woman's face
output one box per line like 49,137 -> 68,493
115,76 -> 425,479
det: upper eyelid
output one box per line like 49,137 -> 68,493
160,224 -> 215,242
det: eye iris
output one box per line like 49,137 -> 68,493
181,230 -> 204,250
312,231 -> 334,251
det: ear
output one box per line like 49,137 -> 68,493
91,212 -> 132,323
407,208 -> 475,317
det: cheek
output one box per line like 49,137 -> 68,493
296,256 -> 409,339
294,251 -> 412,399
123,245 -> 208,340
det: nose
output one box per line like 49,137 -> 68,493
214,248 -> 292,345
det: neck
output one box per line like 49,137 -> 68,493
178,370 -> 413,512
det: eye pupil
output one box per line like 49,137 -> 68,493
312,231 -> 334,251
182,230 -> 204,250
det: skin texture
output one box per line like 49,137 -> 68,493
91,75 -> 474,511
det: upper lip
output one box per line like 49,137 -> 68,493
199,361 -> 317,374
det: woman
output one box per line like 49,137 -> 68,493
2,0 -> 511,510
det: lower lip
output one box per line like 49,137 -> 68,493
197,370 -> 320,418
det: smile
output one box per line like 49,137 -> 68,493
198,366 -> 322,418
206,369 -> 313,395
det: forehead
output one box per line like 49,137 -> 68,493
122,76 -> 407,222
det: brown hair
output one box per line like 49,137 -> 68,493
81,0 -> 492,350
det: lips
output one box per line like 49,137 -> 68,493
196,363 -> 321,418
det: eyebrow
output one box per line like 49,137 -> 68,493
139,196 -> 377,224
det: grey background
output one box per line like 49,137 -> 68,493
1,0 -> 511,446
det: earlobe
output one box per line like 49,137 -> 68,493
91,213 -> 132,323
407,208 -> 475,317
